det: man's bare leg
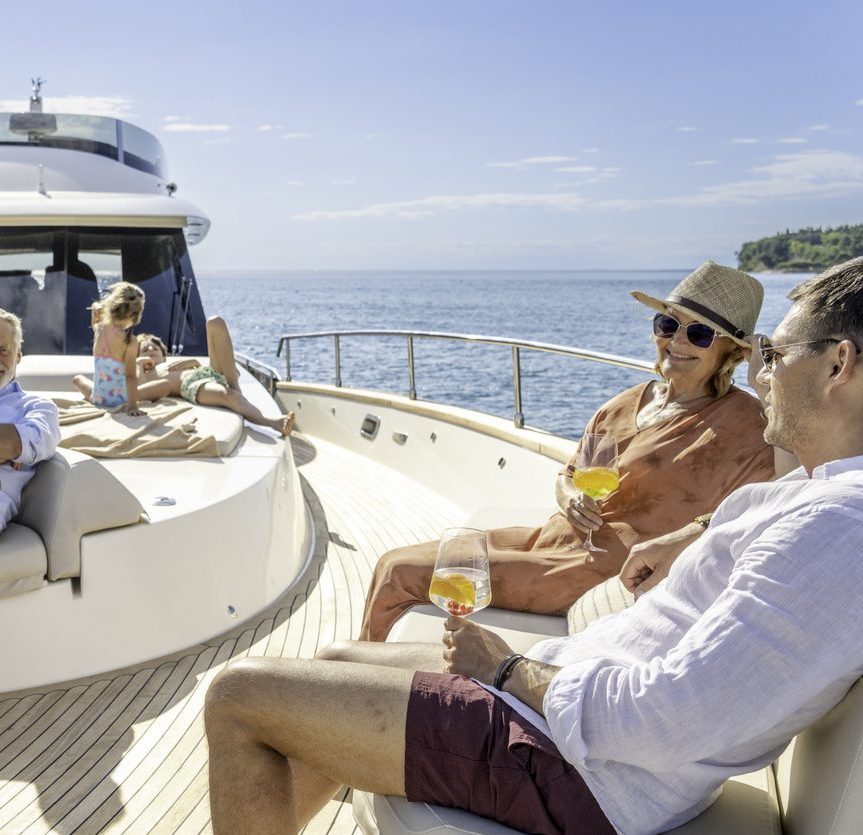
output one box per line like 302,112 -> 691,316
206,657 -> 414,834
317,639 -> 445,672
205,315 -> 241,389
196,382 -> 294,435
72,374 -> 93,400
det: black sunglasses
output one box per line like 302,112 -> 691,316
758,335 -> 843,371
653,313 -> 719,349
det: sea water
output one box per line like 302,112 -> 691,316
197,269 -> 806,439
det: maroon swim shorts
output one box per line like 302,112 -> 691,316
404,671 -> 615,835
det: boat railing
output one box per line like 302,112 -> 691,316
237,353 -> 281,396
276,330 -> 653,428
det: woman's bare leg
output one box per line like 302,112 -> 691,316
205,657 -> 412,834
196,381 -> 294,436
72,375 -> 93,400
205,316 -> 241,389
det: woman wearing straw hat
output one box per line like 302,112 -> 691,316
359,261 -> 778,641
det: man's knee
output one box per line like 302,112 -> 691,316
315,640 -> 356,661
204,658 -> 263,733
207,315 -> 228,335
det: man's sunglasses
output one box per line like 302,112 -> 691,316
652,313 -> 719,349
758,335 -> 844,371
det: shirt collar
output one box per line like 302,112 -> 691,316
0,379 -> 22,397
811,454 -> 863,480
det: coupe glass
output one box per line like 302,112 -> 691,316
428,527 -> 491,617
571,433 -> 619,552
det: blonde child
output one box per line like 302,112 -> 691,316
72,282 -> 146,416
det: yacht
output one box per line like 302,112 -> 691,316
0,82 -> 858,835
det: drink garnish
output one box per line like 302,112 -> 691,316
429,572 -> 476,615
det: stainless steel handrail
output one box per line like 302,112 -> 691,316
276,329 -> 654,428
237,352 -> 282,397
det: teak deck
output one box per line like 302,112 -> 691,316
0,435 -> 463,834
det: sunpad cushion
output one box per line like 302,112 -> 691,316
54,397 -> 240,457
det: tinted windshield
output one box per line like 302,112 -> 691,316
0,227 -> 206,354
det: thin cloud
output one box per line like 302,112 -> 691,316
293,191 -> 590,220
283,132 -> 312,140
776,137 -> 807,144
856,98 -> 863,106
581,147 -> 600,153
294,150 -> 863,221
731,138 -> 759,144
688,160 -> 719,166
286,180 -> 303,187
555,165 -> 596,173
808,124 -> 830,131
163,122 -> 230,133
677,126 -> 697,132
486,155 -> 579,169
659,150 -> 863,207
333,178 -> 357,186
0,95 -> 133,119
256,125 -> 275,132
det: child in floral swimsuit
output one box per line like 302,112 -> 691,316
73,282 -> 146,415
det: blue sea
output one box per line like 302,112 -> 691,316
196,270 -> 806,440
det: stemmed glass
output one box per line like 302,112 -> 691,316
429,527 -> 492,617
571,433 -> 619,552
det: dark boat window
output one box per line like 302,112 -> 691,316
0,227 -> 207,355
0,114 -> 167,178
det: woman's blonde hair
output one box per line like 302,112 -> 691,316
92,282 -> 145,342
654,340 -> 744,399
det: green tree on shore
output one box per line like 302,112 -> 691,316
737,225 -> 863,272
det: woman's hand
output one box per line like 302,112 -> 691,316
442,615 -> 513,684
565,491 -> 603,535
123,404 -> 146,417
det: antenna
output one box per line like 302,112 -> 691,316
29,77 -> 45,113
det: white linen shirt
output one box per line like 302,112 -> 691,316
0,380 -> 60,528
496,457 -> 863,835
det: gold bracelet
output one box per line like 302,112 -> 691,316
693,513 -> 713,529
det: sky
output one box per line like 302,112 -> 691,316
2,0 -> 863,271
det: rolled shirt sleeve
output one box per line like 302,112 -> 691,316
542,504 -> 863,775
0,383 -> 61,529
13,396 -> 60,466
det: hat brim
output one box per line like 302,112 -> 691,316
630,290 -> 752,348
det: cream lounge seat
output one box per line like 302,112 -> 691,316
0,448 -> 143,597
354,542 -> 863,834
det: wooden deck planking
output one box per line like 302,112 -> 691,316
0,434 -> 465,833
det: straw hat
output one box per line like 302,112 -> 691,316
630,260 -> 763,348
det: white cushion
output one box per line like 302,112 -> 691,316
17,449 -> 143,580
0,522 -> 47,598
567,575 -> 635,634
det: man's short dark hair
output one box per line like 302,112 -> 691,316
789,256 -> 863,344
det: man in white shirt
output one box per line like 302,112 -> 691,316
0,309 -> 60,529
205,257 -> 863,835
